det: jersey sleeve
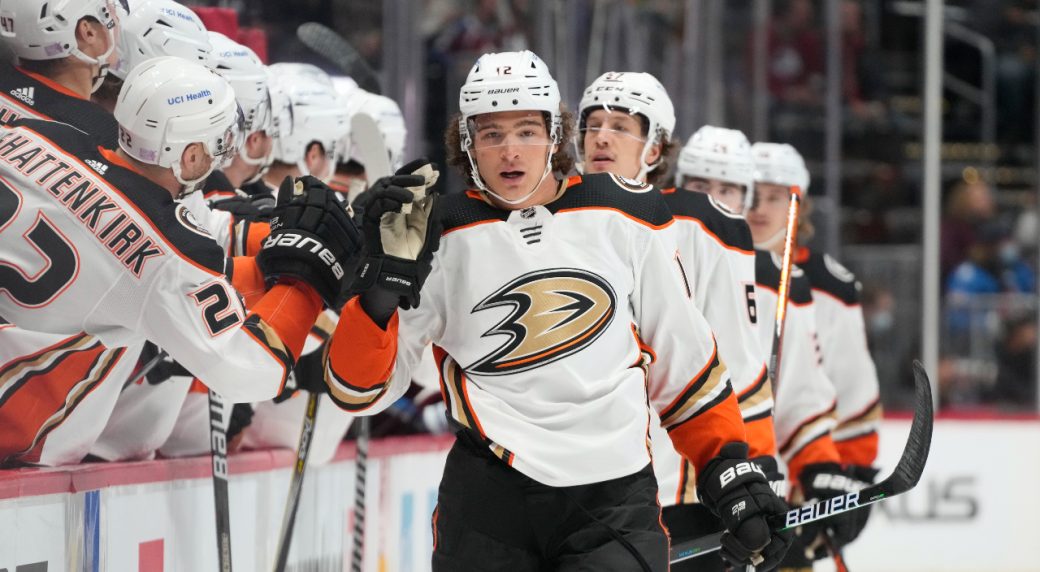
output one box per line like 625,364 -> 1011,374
813,286 -> 882,467
635,228 -> 746,475
134,257 -> 322,403
323,255 -> 447,414
684,225 -> 775,457
178,190 -> 235,256
761,287 -> 841,481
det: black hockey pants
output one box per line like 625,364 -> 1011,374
431,430 -> 669,571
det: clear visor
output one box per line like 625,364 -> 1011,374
209,107 -> 243,170
467,118 -> 553,151
579,126 -> 647,144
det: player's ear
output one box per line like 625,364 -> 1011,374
180,142 -> 205,171
645,140 -> 662,166
76,18 -> 103,54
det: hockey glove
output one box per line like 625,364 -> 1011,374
751,454 -> 790,502
226,403 -> 254,444
797,462 -> 878,555
209,191 -> 264,221
272,348 -> 329,403
697,442 -> 794,571
350,158 -> 442,321
257,176 -> 363,308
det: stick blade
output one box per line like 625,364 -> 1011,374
296,22 -> 381,93
884,360 -> 934,494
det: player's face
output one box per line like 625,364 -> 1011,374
747,182 -> 790,247
682,177 -> 746,214
305,141 -> 333,182
581,109 -> 651,180
471,110 -> 557,204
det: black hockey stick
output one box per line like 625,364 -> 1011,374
350,417 -> 371,572
670,360 -> 934,564
272,391 -> 320,572
208,389 -> 234,572
296,22 -> 381,93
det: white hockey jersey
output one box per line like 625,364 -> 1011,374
0,121 -> 318,407
798,249 -> 881,466
755,251 -> 841,482
650,188 -> 774,505
325,174 -> 746,487
0,70 -> 134,466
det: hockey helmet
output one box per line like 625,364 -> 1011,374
267,62 -> 350,180
751,142 -> 810,194
111,0 -> 209,80
114,56 -> 240,187
677,125 -> 755,210
577,71 -> 676,179
338,86 -> 407,172
0,0 -> 118,88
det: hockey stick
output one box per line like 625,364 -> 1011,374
272,391 -> 319,572
296,22 -> 381,94
208,389 -> 234,572
670,360 -> 934,564
350,417 -> 370,572
121,348 -> 168,390
767,185 -> 803,383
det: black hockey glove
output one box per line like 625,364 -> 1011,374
257,176 -> 363,308
697,442 -> 794,571
350,158 -> 442,324
209,191 -> 264,221
272,348 -> 328,403
751,454 -> 790,502
225,403 -> 254,443
797,462 -> 878,556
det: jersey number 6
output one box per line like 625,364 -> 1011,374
0,177 -> 79,307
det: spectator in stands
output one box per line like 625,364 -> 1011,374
989,315 -> 1038,408
764,0 -> 824,106
941,177 -> 996,283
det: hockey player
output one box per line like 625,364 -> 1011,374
0,0 -> 121,143
324,50 -> 789,570
750,142 -> 881,564
0,0 -> 136,466
0,57 -> 358,465
263,63 -> 351,189
577,75 -> 783,570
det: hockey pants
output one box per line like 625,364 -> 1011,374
431,430 -> 669,571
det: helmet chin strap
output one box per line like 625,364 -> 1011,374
172,159 -> 216,198
468,142 -> 556,207
72,27 -> 116,94
754,227 -> 787,251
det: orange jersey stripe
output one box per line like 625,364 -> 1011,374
744,416 -> 778,458
249,281 -> 322,363
834,431 -> 879,467
244,221 -> 270,257
666,387 -> 745,475
327,297 -> 399,390
787,433 -> 841,483
231,256 -> 266,308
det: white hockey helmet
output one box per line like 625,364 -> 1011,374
751,142 -> 810,194
114,56 -> 240,188
268,62 -> 350,179
458,50 -> 561,203
206,32 -> 270,135
339,87 -> 407,172
577,71 -> 676,179
110,0 -> 210,80
0,0 -> 118,87
677,125 -> 755,209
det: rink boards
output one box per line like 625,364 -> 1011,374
1,420 -> 1038,571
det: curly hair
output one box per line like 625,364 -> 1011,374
445,107 -> 576,188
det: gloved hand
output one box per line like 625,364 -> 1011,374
257,175 -> 363,308
797,462 -> 878,557
697,442 -> 794,571
350,158 -> 442,324
751,454 -> 789,500
272,349 -> 329,403
226,403 -> 254,444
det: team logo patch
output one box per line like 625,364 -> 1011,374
175,204 -> 212,238
608,173 -> 652,193
467,268 -> 617,376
